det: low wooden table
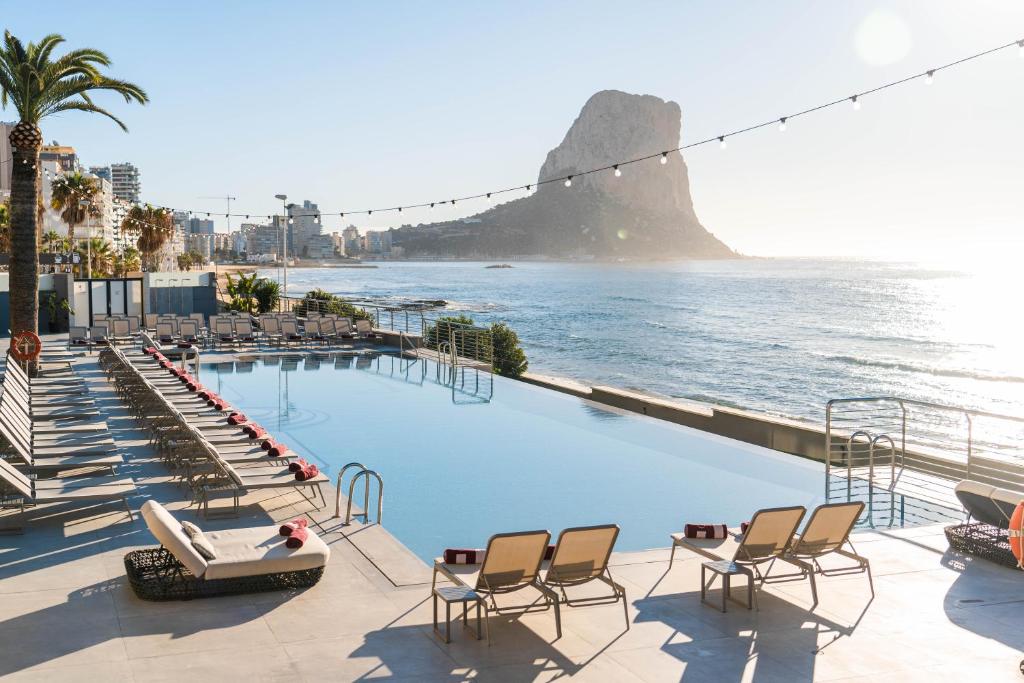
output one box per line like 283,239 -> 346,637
700,560 -> 756,612
432,585 -> 485,643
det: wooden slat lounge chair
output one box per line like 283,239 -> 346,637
125,500 -> 329,600
0,459 -> 135,530
670,506 -> 806,611
433,530 -> 560,644
542,524 -> 629,629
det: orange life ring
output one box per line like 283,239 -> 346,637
10,330 -> 42,363
1010,502 -> 1024,569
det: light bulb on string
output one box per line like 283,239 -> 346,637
429,203 -> 434,210
397,207 -> 402,214
660,152 -> 668,165
1019,40 -> 1023,58
451,199 -> 456,206
613,165 -> 621,177
851,95 -> 860,110
486,193 -> 492,203
564,175 -> 573,188
779,117 -> 787,132
925,70 -> 934,85
719,136 -> 727,149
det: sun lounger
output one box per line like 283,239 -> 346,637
125,500 -> 329,600
0,459 -> 134,529
945,480 -> 1024,568
542,524 -> 629,628
355,319 -> 383,342
671,506 -> 806,610
433,530 -> 560,643
780,502 -> 872,607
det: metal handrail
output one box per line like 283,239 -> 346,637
345,469 -> 384,525
180,346 -> 200,380
333,461 -> 368,518
826,396 -> 1024,425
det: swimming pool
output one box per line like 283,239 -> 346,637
203,353 -> 828,562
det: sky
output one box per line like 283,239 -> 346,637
5,1 -> 1024,260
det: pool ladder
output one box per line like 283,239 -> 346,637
333,462 -> 384,525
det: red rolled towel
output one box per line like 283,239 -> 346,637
186,381 -> 200,392
683,524 -> 728,540
295,463 -> 319,481
158,360 -> 171,369
143,347 -> 157,355
242,423 -> 262,437
246,426 -> 267,440
197,391 -> 211,401
205,394 -> 220,406
212,400 -> 229,412
288,458 -> 307,473
279,518 -> 309,537
226,412 -> 247,426
261,439 -> 274,451
268,443 -> 290,458
153,353 -> 166,361
285,526 -> 308,549
740,521 -> 750,534
444,548 -> 485,564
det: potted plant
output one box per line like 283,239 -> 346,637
45,292 -> 73,334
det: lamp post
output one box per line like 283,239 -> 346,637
77,199 -> 91,279
274,194 -> 288,311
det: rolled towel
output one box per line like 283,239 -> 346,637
279,518 -> 309,537
740,521 -> 750,534
295,463 -> 319,481
242,423 -> 263,438
211,400 -> 229,412
226,412 -> 248,426
261,439 -> 274,452
444,548 -> 486,565
288,458 -> 308,473
205,394 -> 220,406
285,526 -> 308,549
683,524 -> 728,540
197,391 -> 211,401
186,381 -> 200,392
268,443 -> 290,458
246,426 -> 267,440
143,346 -> 157,355
158,360 -> 172,369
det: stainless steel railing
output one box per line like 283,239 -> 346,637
825,396 -> 1024,525
333,461 -> 384,525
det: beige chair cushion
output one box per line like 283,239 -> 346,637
181,521 -> 201,538
202,526 -> 330,580
672,530 -> 742,562
140,500 -> 209,578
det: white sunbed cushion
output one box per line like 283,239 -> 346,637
140,500 -> 209,579
202,526 -> 330,580
672,530 -> 743,562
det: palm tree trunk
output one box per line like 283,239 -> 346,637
8,123 -> 42,341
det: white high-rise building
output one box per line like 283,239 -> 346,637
109,162 -> 141,203
288,200 -> 321,256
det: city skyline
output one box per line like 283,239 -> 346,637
6,1 -> 1024,260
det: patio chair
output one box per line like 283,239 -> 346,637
281,320 -> 305,346
0,458 -> 135,528
94,314 -> 108,324
305,319 -> 326,345
126,316 -> 142,336
235,319 -> 257,346
258,316 -> 282,346
90,324 -> 110,347
433,530 -> 560,643
125,500 -> 329,600
355,319 -> 383,343
67,326 -> 92,351
0,404 -> 122,473
144,313 -> 158,332
216,320 -> 237,347
110,319 -> 133,346
542,524 -> 629,629
179,319 -> 201,345
319,317 -> 339,344
670,505 -> 806,611
189,312 -> 206,332
945,480 -> 1023,568
779,502 -> 872,607
155,322 -> 176,345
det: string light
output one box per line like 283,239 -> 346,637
925,70 -> 934,85
1019,40 -> 1023,57
564,175 -> 573,187
486,193 -> 492,202
133,38 -> 1020,222
719,136 -> 727,149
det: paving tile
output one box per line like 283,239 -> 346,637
127,645 -> 300,682
283,629 -> 461,680
118,605 -> 280,659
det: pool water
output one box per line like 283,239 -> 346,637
203,353 -> 827,562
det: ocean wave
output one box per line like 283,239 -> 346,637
821,354 -> 1024,384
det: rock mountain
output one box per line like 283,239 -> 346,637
393,90 -> 735,259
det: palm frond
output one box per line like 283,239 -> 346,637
45,100 -> 128,131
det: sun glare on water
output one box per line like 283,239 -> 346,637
854,9 -> 912,66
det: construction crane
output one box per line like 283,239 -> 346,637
198,195 -> 237,232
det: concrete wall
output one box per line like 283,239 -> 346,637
0,273 -> 67,336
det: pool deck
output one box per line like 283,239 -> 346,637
1,353 -> 1022,681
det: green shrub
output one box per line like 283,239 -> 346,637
424,314 -> 476,348
490,322 -> 528,377
294,289 -> 373,322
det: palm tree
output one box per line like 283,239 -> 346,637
41,229 -> 63,252
125,204 -> 173,271
114,246 -> 141,276
0,200 -> 10,254
0,31 -> 147,339
78,237 -> 114,277
50,171 -> 102,243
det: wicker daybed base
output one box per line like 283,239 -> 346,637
944,522 -> 1019,570
124,547 -> 326,601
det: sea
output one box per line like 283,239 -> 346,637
265,259 -> 1024,452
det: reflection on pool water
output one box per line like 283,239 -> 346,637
204,353 -> 827,562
